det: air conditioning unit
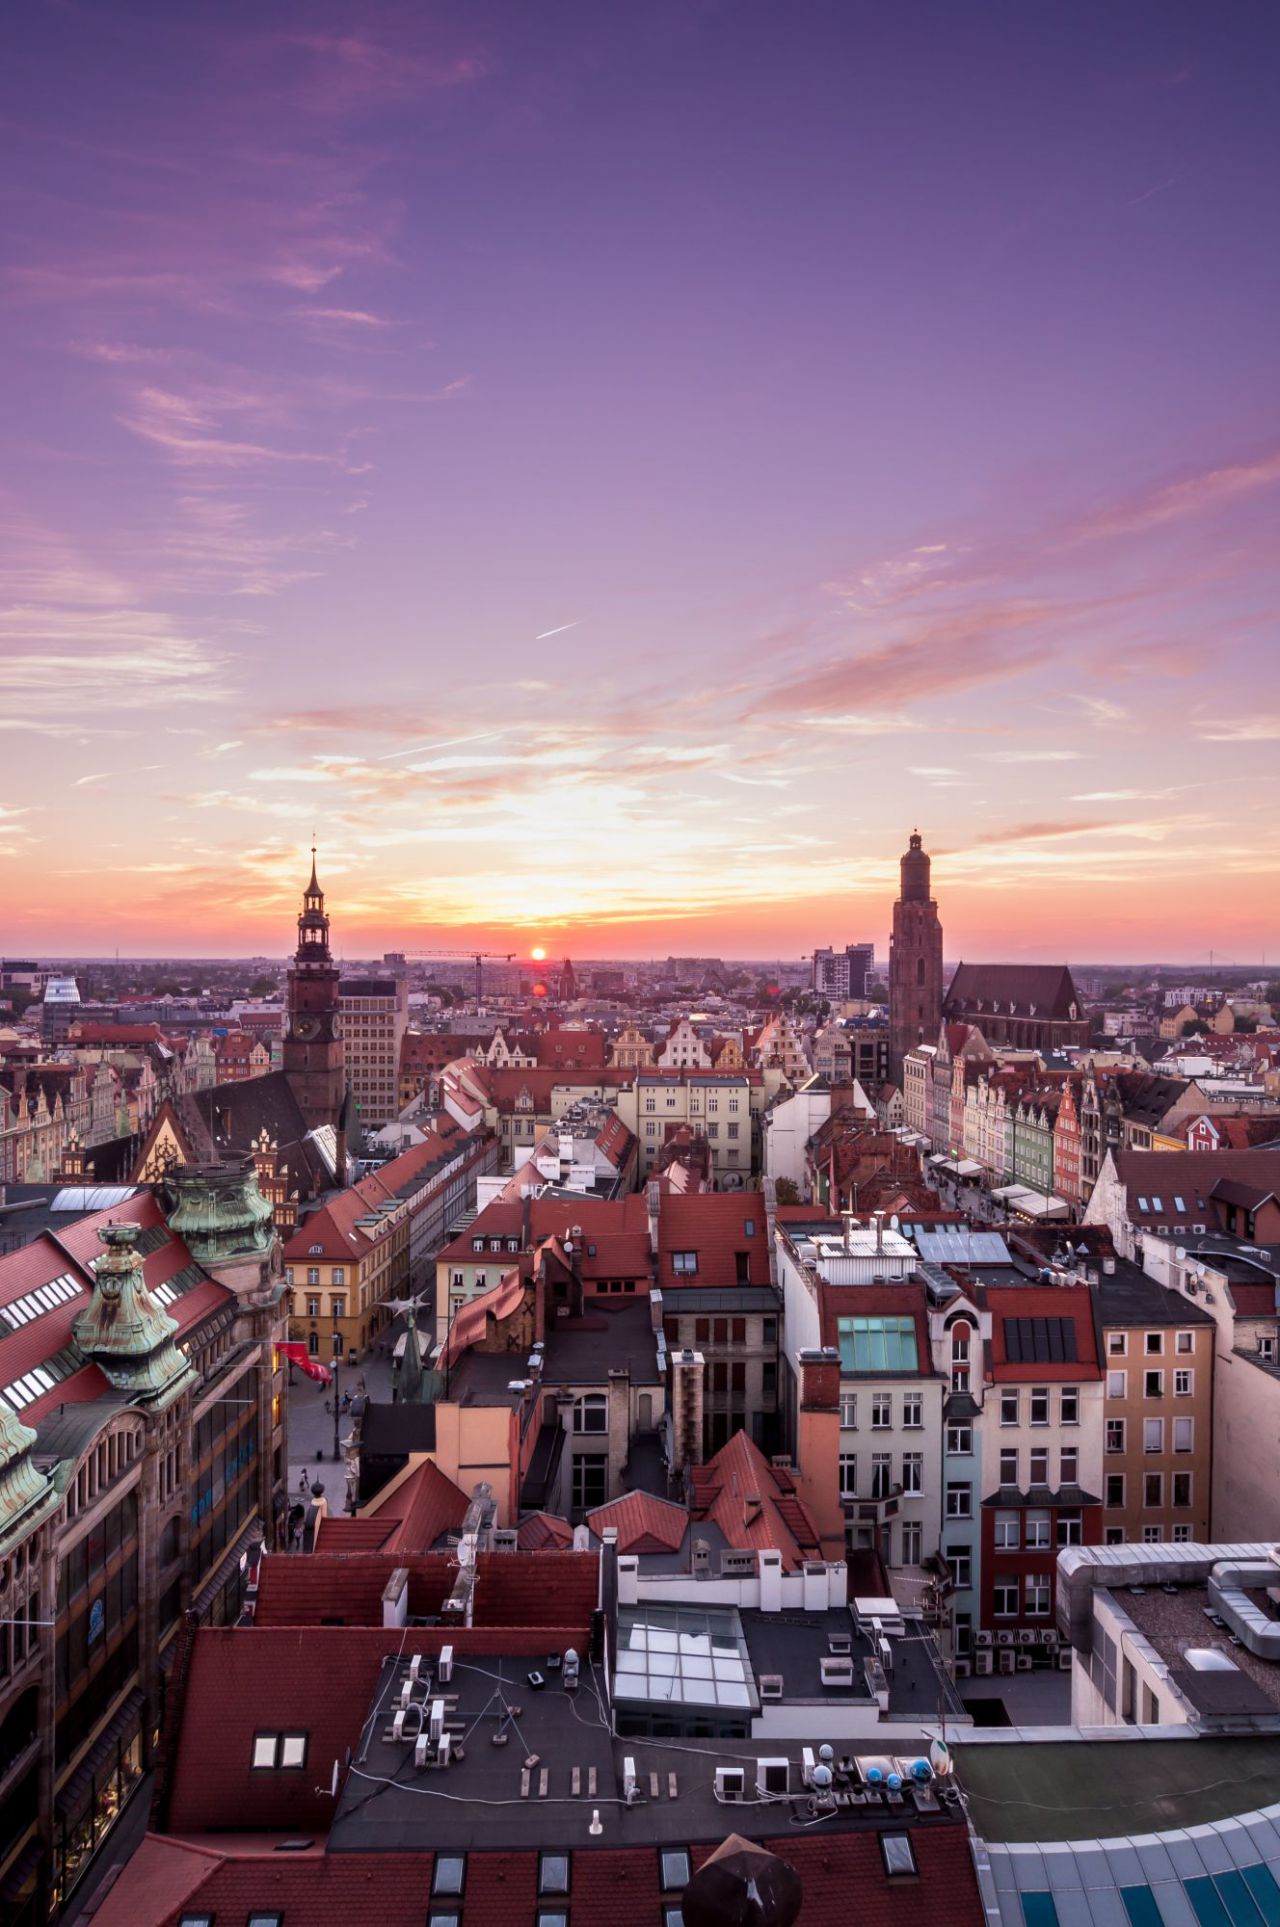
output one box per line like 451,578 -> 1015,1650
1016,1653 -> 1033,1671
1018,1630 -> 1036,1646
953,1658 -> 972,1679
715,1766 -> 745,1802
975,1650 -> 994,1676
974,1630 -> 994,1648
1057,1648 -> 1073,1671
997,1631 -> 1016,1647
999,1648 -> 1016,1674
759,1674 -> 784,1701
1042,1630 -> 1059,1650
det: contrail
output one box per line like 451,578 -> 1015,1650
535,619 -> 581,640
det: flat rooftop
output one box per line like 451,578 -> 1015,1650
1120,1582 -> 1280,1719
955,1736 -> 1280,1843
330,1647 -> 968,1855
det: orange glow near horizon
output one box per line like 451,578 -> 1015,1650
530,946 -> 547,961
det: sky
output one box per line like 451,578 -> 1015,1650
1,0 -> 1278,964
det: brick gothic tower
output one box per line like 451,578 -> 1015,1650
282,849 -> 346,1131
888,829 -> 944,1081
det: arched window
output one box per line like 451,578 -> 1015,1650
916,956 -> 926,987
573,1394 -> 608,1434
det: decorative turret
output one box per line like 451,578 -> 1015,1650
0,1401 -> 60,1555
72,1223 -> 195,1407
164,1160 -> 275,1266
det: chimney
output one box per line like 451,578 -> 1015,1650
669,1349 -> 705,1474
758,1549 -> 783,1612
649,1286 -> 664,1334
794,1347 -> 845,1558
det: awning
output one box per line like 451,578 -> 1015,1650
1009,1192 -> 1070,1219
990,1184 -> 1028,1200
952,1159 -> 983,1177
276,1342 -> 331,1386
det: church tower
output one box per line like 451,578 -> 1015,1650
888,829 -> 944,1081
282,849 -> 346,1131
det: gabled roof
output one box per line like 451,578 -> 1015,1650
586,1490 -> 689,1553
1114,1149 -> 1280,1224
946,962 -> 1082,1020
689,1430 -> 821,1571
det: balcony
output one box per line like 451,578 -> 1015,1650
842,1484 -> 902,1524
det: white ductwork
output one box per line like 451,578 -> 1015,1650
1208,1559 -> 1280,1660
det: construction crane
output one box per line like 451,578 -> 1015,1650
402,948 -> 518,1006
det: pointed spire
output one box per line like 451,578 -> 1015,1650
308,838 -> 320,897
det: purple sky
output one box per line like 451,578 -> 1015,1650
2,1 -> 1278,960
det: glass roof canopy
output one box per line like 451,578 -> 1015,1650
614,1604 -> 759,1711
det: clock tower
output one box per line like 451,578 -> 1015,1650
282,849 -> 346,1131
888,828 -> 944,1082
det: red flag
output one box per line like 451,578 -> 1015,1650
276,1342 -> 331,1387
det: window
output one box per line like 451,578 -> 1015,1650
881,1833 -> 917,1877
1144,1473 -> 1163,1507
999,1447 -> 1018,1484
871,1454 -> 892,1499
839,1453 -> 857,1497
251,1732 -> 307,1769
1025,1510 -> 1051,1550
946,1544 -> 972,1588
1173,1471 -> 1192,1507
902,1392 -> 923,1428
247,1916 -> 283,1927
179,1916 -> 214,1927
331,1266 -> 345,1286
306,1297 -> 320,1319
840,1392 -> 857,1429
671,1252 -> 698,1276
331,1297 -> 344,1320
433,1856 -> 467,1897
902,1452 -> 923,1495
573,1395 -> 608,1434
1145,1332 -> 1163,1354
660,1849 -> 691,1891
1144,1370 -> 1164,1399
1060,1388 -> 1079,1425
1059,1446 -> 1078,1484
871,1394 -> 892,1430
664,1911 -> 685,1927
1174,1369 -> 1193,1397
1143,1525 -> 1163,1544
901,1519 -> 922,1563
1026,1576 -> 1051,1616
1106,1474 -> 1125,1508
994,1511 -> 1019,1549
1057,1512 -> 1082,1547
947,1422 -> 972,1455
1029,1387 -> 1049,1426
571,1456 -> 607,1512
1000,1389 -> 1018,1426
945,1482 -> 971,1518
1173,1417 -> 1193,1454
539,1853 -> 571,1895
994,1578 -> 1019,1617
1176,1331 -> 1194,1354
306,1266 -> 320,1287
1106,1418 -> 1125,1453
1029,1447 -> 1049,1485
1108,1331 -> 1127,1355
1173,1523 -> 1192,1542
1143,1418 -> 1163,1453
1108,1370 -> 1127,1398
727,1122 -> 739,1139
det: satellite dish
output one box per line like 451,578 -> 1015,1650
1175,1246 -> 1186,1262
929,1737 -> 953,1777
890,1214 -> 900,1230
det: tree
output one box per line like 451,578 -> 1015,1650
774,1177 -> 801,1206
248,974 -> 277,999
865,984 -> 887,1004
1180,1018 -> 1209,1037
1234,1014 -> 1258,1034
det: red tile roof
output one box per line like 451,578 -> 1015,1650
95,1824 -> 983,1927
656,1190 -> 771,1289
251,1550 -> 598,1633
440,1265 -> 527,1366
586,1490 -> 689,1553
984,1281 -> 1100,1381
516,1509 -> 575,1550
689,1431 -> 821,1572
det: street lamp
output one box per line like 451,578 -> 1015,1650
331,1357 -> 342,1462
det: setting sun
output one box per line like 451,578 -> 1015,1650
530,946 -> 547,961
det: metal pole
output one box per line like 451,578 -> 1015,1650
332,1357 -> 341,1461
